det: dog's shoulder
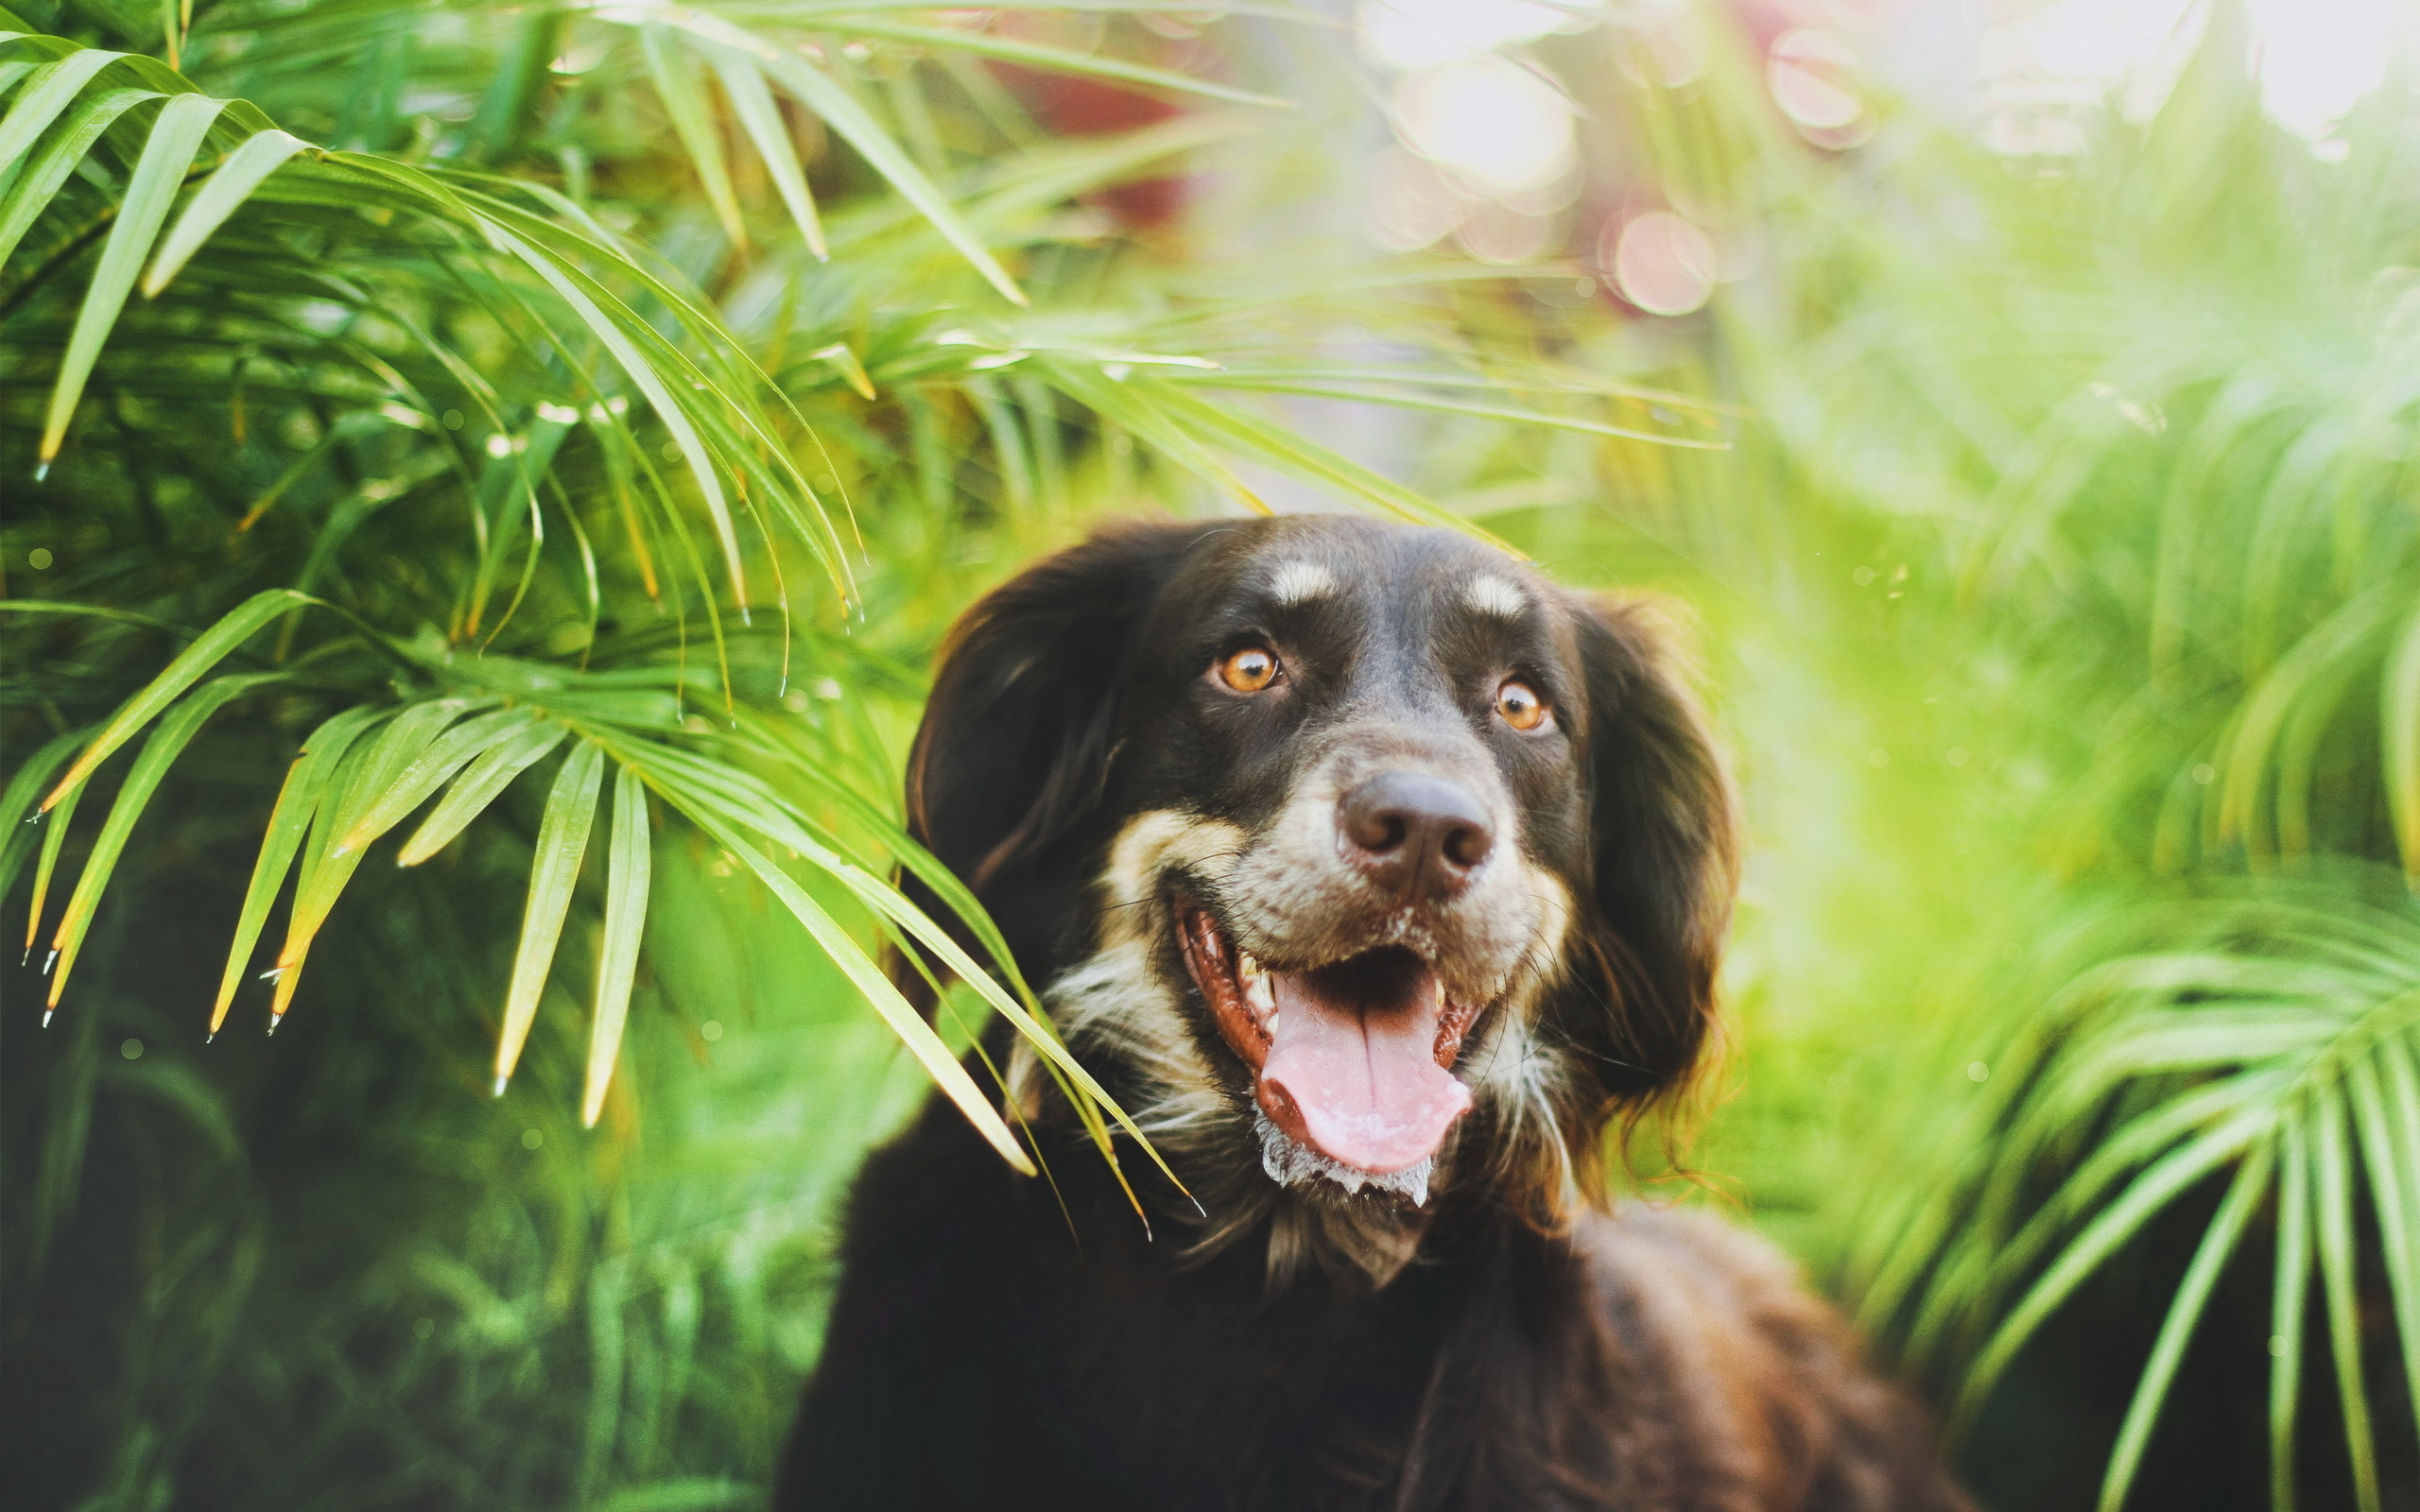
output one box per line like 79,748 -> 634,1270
1566,1204 -> 1973,1512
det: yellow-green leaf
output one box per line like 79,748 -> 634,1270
693,812 -> 1034,1175
334,704 -> 529,855
0,87 -> 157,270
703,43 -> 823,259
494,740 -> 604,1093
641,23 -> 746,250
395,718 -> 568,867
209,706 -> 385,1036
143,127 -> 313,296
580,763 -> 651,1127
47,674 -> 276,1009
0,48 -> 126,178
41,91 -> 230,463
42,592 -> 303,814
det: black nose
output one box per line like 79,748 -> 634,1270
1338,772 -> 1495,901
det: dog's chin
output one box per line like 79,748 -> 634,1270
1172,894 -> 1494,1205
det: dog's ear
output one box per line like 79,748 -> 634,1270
1561,595 -> 1740,1108
902,520 -> 1224,988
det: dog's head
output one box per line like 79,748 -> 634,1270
906,517 -> 1737,1272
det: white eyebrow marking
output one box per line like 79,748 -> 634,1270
1463,573 -> 1528,617
1266,558 -> 1340,605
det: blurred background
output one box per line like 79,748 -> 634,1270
5,0 -> 2419,1507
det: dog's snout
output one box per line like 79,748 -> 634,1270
1339,772 -> 1495,900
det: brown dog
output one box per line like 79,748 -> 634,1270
777,517 -> 1971,1511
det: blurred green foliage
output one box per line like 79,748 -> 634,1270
5,2 -> 2419,1509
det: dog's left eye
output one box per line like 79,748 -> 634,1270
1217,645 -> 1282,693
1495,678 -> 1549,731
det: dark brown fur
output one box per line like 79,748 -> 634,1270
776,518 -> 1971,1512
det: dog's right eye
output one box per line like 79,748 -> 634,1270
1216,645 -> 1282,693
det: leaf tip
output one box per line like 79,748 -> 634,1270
492,1074 -> 509,1098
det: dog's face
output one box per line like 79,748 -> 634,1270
905,517 -> 1737,1266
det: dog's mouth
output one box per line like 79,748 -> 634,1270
1174,896 -> 1483,1177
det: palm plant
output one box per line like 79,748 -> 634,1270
0,3 -> 1728,1504
1514,5 -> 2420,1505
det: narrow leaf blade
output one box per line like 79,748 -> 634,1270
395,719 -> 568,866
43,589 -> 304,810
209,706 -> 384,1034
142,127 -> 311,296
580,764 -> 651,1127
41,91 -> 230,462
493,741 -> 605,1093
46,675 -> 274,1007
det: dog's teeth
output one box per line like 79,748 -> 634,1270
1237,953 -> 1277,1013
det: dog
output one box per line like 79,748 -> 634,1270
775,516 -> 1971,1511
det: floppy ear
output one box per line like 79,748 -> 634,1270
1560,595 -> 1740,1109
901,519 -> 1225,993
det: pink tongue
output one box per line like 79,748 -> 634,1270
1258,954 -> 1472,1174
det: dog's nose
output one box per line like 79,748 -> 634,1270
1338,772 -> 1495,900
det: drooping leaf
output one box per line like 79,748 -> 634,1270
0,48 -> 127,178
45,674 -> 278,1008
607,3 -> 1026,305
334,704 -> 531,854
2310,1091 -> 2381,1512
268,699 -> 475,1022
2273,1116 -> 2313,1510
209,705 -> 387,1036
395,719 -> 569,867
683,806 -> 1033,1175
1958,1102 -> 2275,1427
0,727 -> 86,901
141,127 -> 314,296
640,23 -> 746,251
700,41 -> 822,260
43,589 -> 309,811
580,762 -> 651,1127
41,90 -> 231,463
0,86 -> 157,269
22,779 -> 81,980
494,739 -> 604,1093
2099,1143 -> 2273,1512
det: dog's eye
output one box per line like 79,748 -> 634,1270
1216,645 -> 1282,694
1495,678 -> 1549,731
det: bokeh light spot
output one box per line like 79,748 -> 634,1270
1393,54 -> 1576,195
1768,29 -> 1865,132
1607,211 -> 1716,317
